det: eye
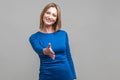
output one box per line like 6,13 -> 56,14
53,14 -> 57,17
46,12 -> 50,14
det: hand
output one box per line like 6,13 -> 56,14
43,43 -> 55,60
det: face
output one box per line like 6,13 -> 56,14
43,7 -> 57,26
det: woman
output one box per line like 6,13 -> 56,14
29,3 -> 77,80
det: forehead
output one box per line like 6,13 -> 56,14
46,7 -> 57,14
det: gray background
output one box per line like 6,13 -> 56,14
0,0 -> 120,80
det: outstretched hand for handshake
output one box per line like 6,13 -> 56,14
43,43 -> 55,60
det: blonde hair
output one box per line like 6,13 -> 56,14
39,3 -> 61,31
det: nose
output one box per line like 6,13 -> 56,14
48,15 -> 53,19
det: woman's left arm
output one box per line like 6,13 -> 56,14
65,32 -> 77,79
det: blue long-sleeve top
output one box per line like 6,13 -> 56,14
29,30 -> 77,80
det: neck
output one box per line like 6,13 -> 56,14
41,25 -> 55,33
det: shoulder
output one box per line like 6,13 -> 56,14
56,30 -> 69,40
58,29 -> 68,35
29,31 -> 40,40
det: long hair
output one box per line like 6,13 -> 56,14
39,3 -> 62,31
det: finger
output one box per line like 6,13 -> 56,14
52,54 -> 55,60
49,49 -> 55,56
51,49 -> 55,54
50,53 -> 55,60
50,49 -> 55,55
48,50 -> 55,59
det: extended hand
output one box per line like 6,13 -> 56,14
43,43 -> 55,60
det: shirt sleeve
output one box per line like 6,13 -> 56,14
29,35 -> 43,55
65,32 -> 77,79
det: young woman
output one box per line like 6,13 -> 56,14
29,3 -> 77,80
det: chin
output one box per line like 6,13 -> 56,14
45,23 -> 54,26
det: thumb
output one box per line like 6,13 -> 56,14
48,43 -> 51,48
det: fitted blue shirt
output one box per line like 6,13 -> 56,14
29,30 -> 76,80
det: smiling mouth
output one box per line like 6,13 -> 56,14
46,18 -> 52,23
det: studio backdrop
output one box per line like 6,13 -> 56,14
0,0 -> 120,80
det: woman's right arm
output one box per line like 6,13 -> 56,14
29,35 -> 43,54
29,35 -> 55,59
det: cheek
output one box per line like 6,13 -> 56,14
53,17 -> 57,22
43,15 -> 47,21
43,14 -> 47,19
